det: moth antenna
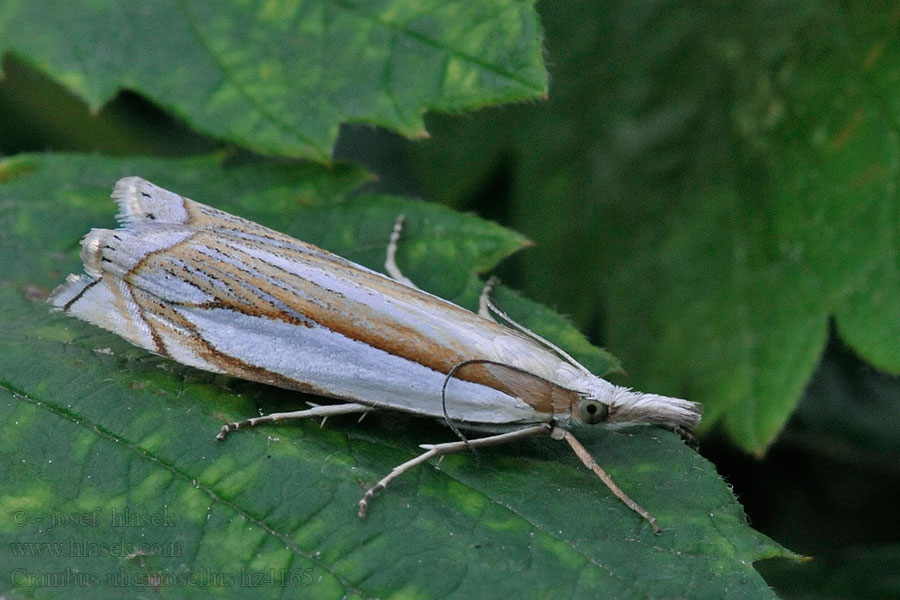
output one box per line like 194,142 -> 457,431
441,361 -> 477,447
441,358 -> 542,443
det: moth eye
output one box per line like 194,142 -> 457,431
577,398 -> 609,425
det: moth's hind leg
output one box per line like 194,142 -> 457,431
384,215 -> 419,289
216,402 -> 373,441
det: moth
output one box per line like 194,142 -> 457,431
49,177 -> 701,533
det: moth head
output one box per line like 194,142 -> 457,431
574,381 -> 702,432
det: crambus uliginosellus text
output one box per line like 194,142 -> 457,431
49,177 -> 701,533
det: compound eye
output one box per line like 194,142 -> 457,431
577,398 -> 609,424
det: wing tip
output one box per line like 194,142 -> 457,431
111,177 -> 189,226
47,274 -> 93,311
111,176 -> 150,225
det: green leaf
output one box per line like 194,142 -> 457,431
0,154 -> 790,598
0,0 -> 548,161
409,0 -> 900,454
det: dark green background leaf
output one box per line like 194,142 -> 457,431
0,0 -> 548,160
406,0 -> 900,455
0,154 -> 789,598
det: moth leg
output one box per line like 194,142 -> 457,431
656,423 -> 699,449
384,215 -> 419,289
358,423 -> 551,517
478,276 -> 501,320
216,402 -> 373,441
551,426 -> 661,534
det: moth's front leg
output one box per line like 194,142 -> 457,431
384,215 -> 419,289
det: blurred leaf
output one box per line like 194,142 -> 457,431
0,55 -> 219,157
0,0 -> 548,160
758,544 -> 900,600
409,0 -> 900,454
0,154 -> 791,598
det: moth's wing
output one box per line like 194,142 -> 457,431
114,181 -> 570,386
51,178 -> 578,424
112,177 -> 193,225
108,179 -> 539,372
112,177 -> 357,266
48,220 -> 549,423
52,177 -> 421,375
112,177 -> 268,235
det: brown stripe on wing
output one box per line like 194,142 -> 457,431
107,275 -> 166,356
